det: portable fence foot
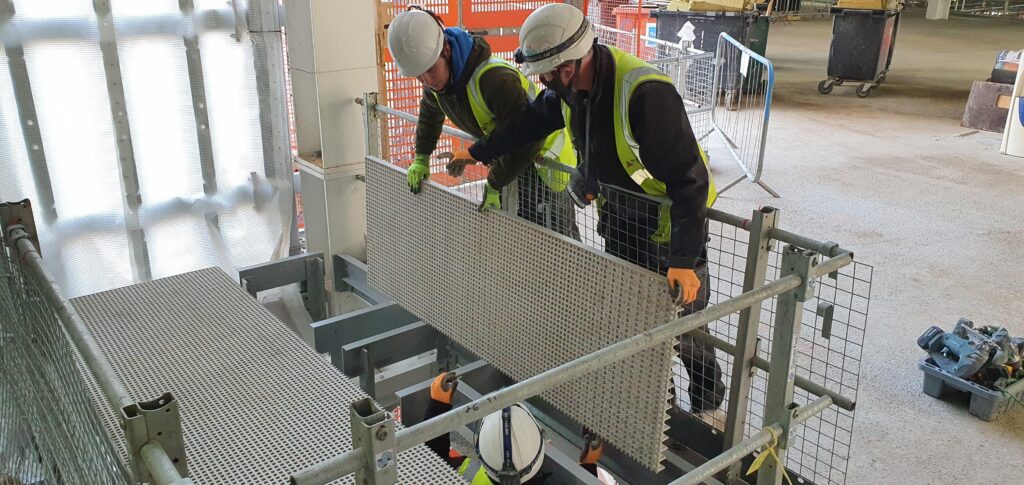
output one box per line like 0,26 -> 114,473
715,175 -> 747,197
756,179 -> 781,198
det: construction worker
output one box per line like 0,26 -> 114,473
443,4 -> 726,416
387,7 -> 579,239
425,372 -> 609,484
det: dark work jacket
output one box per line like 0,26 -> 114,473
416,36 -> 544,189
469,44 -> 709,269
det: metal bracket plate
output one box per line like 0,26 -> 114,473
121,392 -> 189,482
0,199 -> 39,254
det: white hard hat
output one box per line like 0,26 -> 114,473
388,9 -> 445,77
514,3 -> 596,77
476,404 -> 545,483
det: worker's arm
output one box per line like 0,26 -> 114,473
424,399 -> 455,465
424,373 -> 461,469
629,82 -> 709,270
478,67 -> 546,188
415,89 -> 448,158
468,89 -> 565,163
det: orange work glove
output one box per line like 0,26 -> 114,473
667,267 -> 701,305
430,371 -> 458,405
579,431 -> 604,465
437,147 -> 478,177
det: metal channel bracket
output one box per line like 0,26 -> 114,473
350,398 -> 397,485
121,392 -> 189,482
0,199 -> 39,253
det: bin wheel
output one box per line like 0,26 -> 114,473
834,79 -> 845,86
856,84 -> 873,98
875,73 -> 887,84
817,79 -> 834,95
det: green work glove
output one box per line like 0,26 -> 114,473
478,182 -> 501,212
407,154 -> 431,194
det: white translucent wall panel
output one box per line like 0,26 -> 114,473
1,0 -> 289,296
12,0 -> 93,19
0,52 -> 37,206
199,33 -> 264,190
21,35 -> 133,296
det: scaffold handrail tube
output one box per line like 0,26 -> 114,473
3,224 -> 189,485
6,226 -> 134,410
668,396 -> 834,485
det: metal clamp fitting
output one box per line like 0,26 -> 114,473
122,392 -> 189,482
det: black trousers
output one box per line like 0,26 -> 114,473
599,194 -> 726,413
516,169 -> 581,241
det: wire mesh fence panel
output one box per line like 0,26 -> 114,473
951,0 -> 1024,15
652,50 -> 717,145
710,33 -> 778,196
591,23 -> 716,152
509,170 -> 869,485
0,240 -> 131,485
775,0 -> 836,17
746,246 -> 871,485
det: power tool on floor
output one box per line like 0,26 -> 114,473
917,318 -> 1024,388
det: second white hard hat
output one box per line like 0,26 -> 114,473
476,404 -> 545,483
515,3 -> 596,77
387,9 -> 445,77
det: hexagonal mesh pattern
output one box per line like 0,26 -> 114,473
365,158 -> 678,471
70,268 -> 462,484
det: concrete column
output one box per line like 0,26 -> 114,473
926,0 -> 951,20
284,0 -> 377,288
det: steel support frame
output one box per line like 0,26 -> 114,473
339,321 -> 446,399
238,251 -> 326,321
756,246 -> 819,485
334,253 -> 391,305
350,398 -> 397,485
723,207 -> 777,481
94,0 -> 152,283
178,0 -> 219,230
246,0 -> 291,181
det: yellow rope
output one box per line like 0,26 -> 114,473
745,427 -> 794,485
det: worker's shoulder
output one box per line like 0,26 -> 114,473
477,61 -> 524,91
631,77 -> 681,104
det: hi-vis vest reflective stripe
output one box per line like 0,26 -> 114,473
559,46 -> 717,208
464,57 -> 577,192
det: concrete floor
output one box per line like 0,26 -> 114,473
708,9 -> 1023,484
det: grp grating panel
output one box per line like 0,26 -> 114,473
70,267 -> 462,484
365,158 -> 678,471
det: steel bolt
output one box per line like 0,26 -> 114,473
376,427 -> 389,441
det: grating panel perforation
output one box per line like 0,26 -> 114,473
70,267 -> 462,484
365,158 -> 677,471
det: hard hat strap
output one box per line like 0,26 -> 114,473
514,17 -> 591,64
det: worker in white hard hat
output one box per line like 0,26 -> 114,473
387,6 -> 579,239
445,3 -> 726,416
424,372 -> 611,484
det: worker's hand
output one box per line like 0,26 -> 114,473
478,182 -> 501,212
667,267 -> 701,305
438,147 -> 478,178
579,431 -> 604,465
407,154 -> 431,194
430,371 -> 458,405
